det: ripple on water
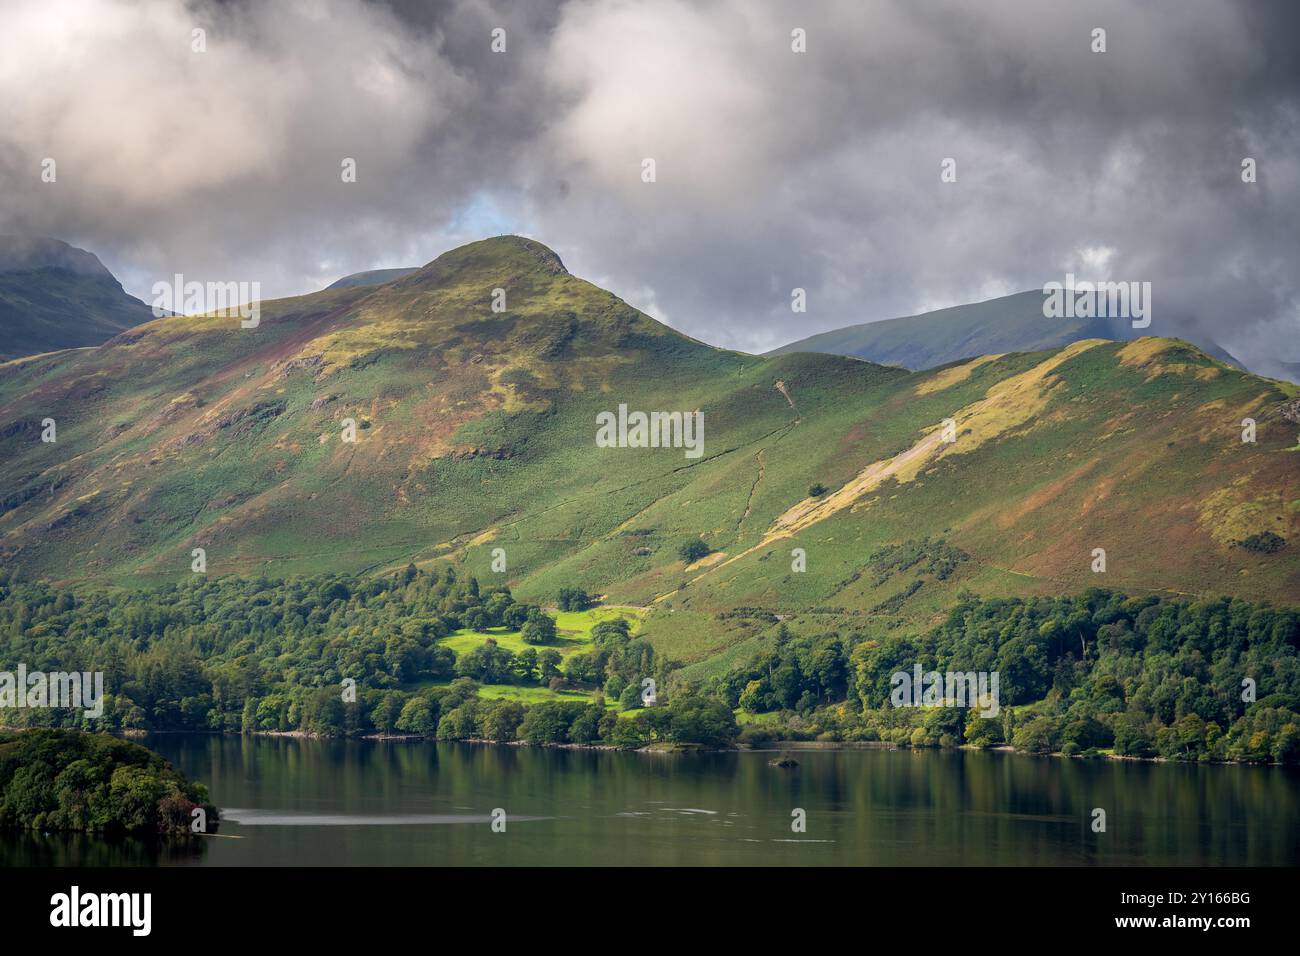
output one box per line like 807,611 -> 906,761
219,809 -> 549,826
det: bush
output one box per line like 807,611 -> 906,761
964,714 -> 1004,748
677,538 -> 712,564
1234,531 -> 1286,554
619,682 -> 644,711
1112,716 -> 1156,758
1011,717 -> 1057,754
808,483 -> 828,497
1060,716 -> 1111,751
556,588 -> 595,612
738,725 -> 775,748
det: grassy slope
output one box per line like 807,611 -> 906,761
1,237 -> 1296,679
660,339 -> 1300,679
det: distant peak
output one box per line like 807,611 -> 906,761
0,235 -> 113,280
326,267 -> 417,290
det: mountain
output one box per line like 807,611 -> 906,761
326,267 -> 418,290
1,236 -> 1296,675
0,237 -> 154,362
769,289 -> 1244,372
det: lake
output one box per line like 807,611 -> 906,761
5,734 -> 1298,866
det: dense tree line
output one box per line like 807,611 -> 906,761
5,566 -> 1295,759
1,564 -> 533,733
710,589 -> 1300,763
0,729 -> 218,834
385,679 -> 736,749
0,567 -> 732,747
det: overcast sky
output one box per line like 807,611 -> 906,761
2,0 -> 1297,373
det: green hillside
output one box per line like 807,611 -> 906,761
0,237 -> 154,361
1,236 -> 1296,675
769,289 -> 1242,371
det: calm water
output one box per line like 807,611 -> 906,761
5,734 -> 1298,866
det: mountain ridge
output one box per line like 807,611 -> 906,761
1,236 -> 1295,673
769,288 -> 1248,375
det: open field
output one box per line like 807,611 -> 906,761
439,606 -> 642,658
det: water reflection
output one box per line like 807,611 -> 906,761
3,735 -> 1295,867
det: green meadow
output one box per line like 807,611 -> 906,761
439,606 -> 642,658
476,684 -> 606,705
410,606 -> 645,704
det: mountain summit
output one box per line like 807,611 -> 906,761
411,235 -> 570,280
0,236 -> 153,361
0,236 -> 116,279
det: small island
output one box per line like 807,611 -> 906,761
0,729 -> 218,836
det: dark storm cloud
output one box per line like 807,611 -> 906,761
0,0 -> 1296,373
